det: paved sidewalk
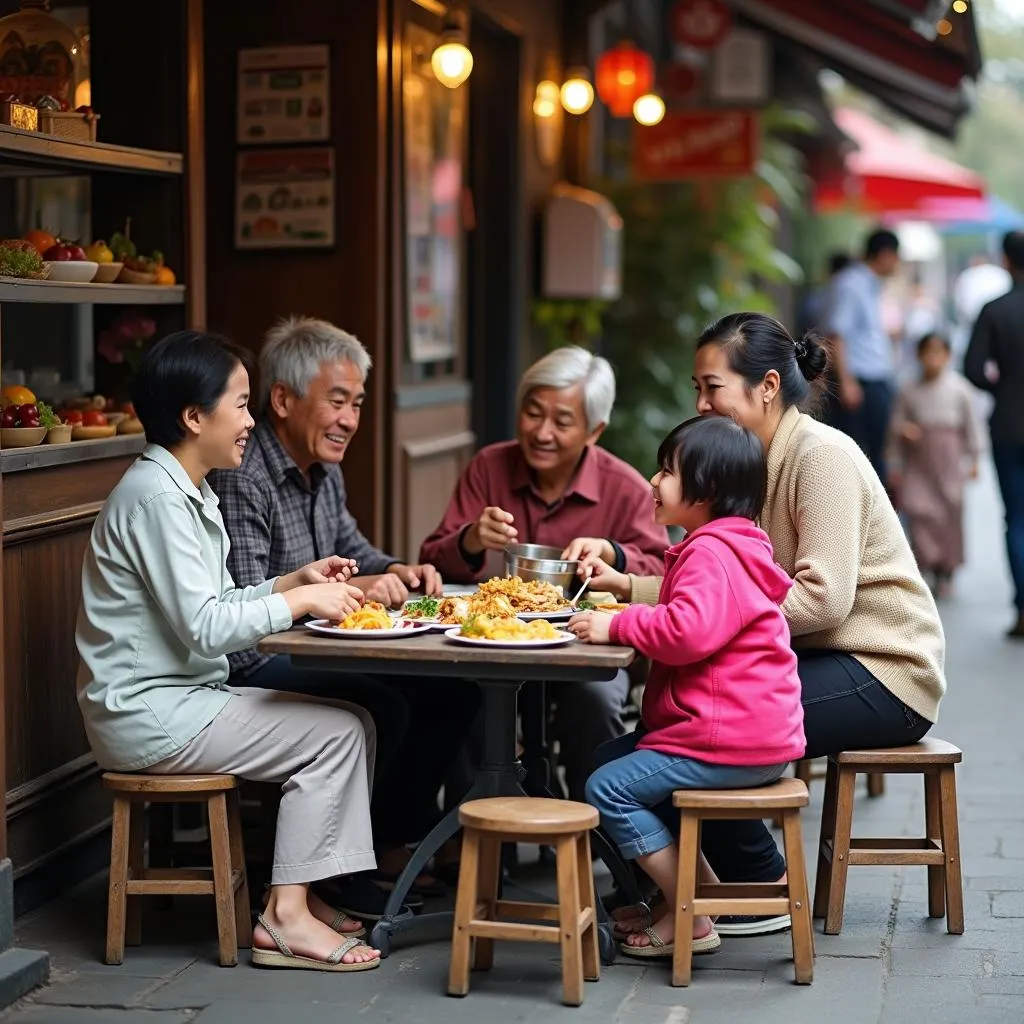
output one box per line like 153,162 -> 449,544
2,465 -> 1023,1024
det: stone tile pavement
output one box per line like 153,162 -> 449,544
2,464 -> 1022,1024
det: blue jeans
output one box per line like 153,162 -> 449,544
992,443 -> 1024,611
585,732 -> 787,860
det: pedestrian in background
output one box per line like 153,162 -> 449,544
887,333 -> 981,599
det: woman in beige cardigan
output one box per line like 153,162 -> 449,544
574,311 -> 944,936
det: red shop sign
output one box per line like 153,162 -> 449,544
670,0 -> 733,50
633,110 -> 759,180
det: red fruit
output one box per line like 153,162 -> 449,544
17,403 -> 38,421
120,401 -> 136,417
43,244 -> 72,261
81,410 -> 108,427
0,408 -> 17,428
59,409 -> 83,425
75,105 -> 93,115
66,245 -> 87,261
20,416 -> 40,428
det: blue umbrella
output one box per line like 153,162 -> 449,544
934,195 -> 1024,236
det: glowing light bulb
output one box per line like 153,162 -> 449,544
560,70 -> 594,115
633,92 -> 665,126
431,35 -> 473,88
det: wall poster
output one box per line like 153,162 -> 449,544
237,44 -> 330,144
235,147 -> 335,249
403,22 -> 466,364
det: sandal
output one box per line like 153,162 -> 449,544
610,895 -> 665,939
618,925 -> 722,960
262,884 -> 365,939
251,914 -> 380,973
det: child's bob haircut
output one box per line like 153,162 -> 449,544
656,416 -> 767,521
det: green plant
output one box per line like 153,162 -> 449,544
596,106 -> 812,475
532,298 -> 609,350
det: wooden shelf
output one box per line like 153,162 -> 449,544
0,278 -> 185,305
0,124 -> 182,176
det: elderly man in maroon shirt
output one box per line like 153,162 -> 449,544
420,346 -> 667,801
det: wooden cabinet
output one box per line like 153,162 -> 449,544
0,0 -> 204,912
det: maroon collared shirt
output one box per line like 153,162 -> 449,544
419,440 -> 669,583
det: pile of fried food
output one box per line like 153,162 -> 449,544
336,602 -> 393,630
436,576 -> 568,624
459,616 -> 560,641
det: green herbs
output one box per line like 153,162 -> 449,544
0,241 -> 45,279
37,402 -> 60,429
404,595 -> 440,619
575,599 -> 596,611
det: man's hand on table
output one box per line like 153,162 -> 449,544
462,506 -> 518,555
568,610 -> 614,644
352,563 -> 444,607
276,556 -> 359,592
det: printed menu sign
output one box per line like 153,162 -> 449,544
235,147 -> 335,249
237,44 -> 330,144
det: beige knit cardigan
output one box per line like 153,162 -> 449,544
629,406 -> 946,723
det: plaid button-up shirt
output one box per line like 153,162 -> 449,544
208,418 -> 398,679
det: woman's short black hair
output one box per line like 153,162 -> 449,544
917,332 -> 951,356
696,311 -> 828,413
133,329 -> 252,448
656,415 -> 767,521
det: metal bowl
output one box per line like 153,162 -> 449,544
503,543 -> 583,599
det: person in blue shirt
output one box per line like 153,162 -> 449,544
824,228 -> 901,479
77,330 -> 382,972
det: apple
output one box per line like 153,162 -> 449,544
17,403 -> 37,421
59,409 -> 83,425
120,401 -> 136,417
81,410 -> 108,427
0,407 -> 17,428
65,245 -> 87,261
43,243 -> 72,261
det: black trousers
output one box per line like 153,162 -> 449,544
618,651 -> 932,883
700,650 -> 932,882
824,377 -> 895,482
245,654 -> 481,847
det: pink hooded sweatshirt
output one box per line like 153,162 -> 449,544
608,517 -> 805,766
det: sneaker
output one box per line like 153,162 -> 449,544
714,913 -> 791,937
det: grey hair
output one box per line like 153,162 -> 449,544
515,346 -> 616,432
258,316 -> 372,410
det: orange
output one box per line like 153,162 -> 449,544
23,230 -> 56,256
2,384 -> 36,407
154,264 -> 176,286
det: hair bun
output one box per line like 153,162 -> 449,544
794,331 -> 828,383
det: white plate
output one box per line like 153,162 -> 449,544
305,619 -> 431,639
516,608 -> 574,621
43,260 -> 98,283
443,626 -> 576,649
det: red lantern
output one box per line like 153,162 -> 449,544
596,41 -> 655,117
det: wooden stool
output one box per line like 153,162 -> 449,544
813,738 -> 963,935
673,779 -> 815,987
448,797 -> 600,1007
796,758 -> 885,797
103,772 -> 251,966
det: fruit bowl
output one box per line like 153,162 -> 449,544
45,424 -> 72,444
44,260 -> 98,283
71,424 -> 117,441
92,261 -> 123,284
1,426 -> 47,448
117,266 -> 158,285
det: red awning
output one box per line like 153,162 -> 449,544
731,0 -> 980,137
814,107 -> 985,213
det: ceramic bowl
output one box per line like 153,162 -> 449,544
1,426 -> 47,447
44,260 -> 99,283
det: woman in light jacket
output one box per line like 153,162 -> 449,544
77,330 -> 380,972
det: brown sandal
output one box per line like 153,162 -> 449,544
251,914 -> 380,973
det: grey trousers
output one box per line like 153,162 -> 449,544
148,687 -> 377,885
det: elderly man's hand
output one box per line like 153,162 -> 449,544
387,562 -> 443,597
463,506 -> 518,555
568,610 -> 613,644
352,573 -> 409,608
561,536 -> 614,567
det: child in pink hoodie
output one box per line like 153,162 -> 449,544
569,415 -> 805,960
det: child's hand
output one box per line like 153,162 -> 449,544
899,422 -> 923,444
568,610 -> 613,644
578,556 -> 630,601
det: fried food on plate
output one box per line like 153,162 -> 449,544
459,615 -> 560,641
337,602 -> 392,630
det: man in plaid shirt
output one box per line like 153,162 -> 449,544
209,316 -> 479,913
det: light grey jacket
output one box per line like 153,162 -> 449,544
76,445 -> 293,771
